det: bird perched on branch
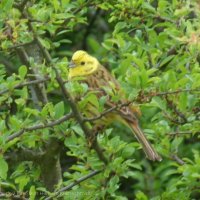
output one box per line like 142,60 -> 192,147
68,50 -> 162,161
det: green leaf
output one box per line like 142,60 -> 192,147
131,55 -> 145,69
179,93 -> 187,110
151,96 -> 166,110
113,22 -> 127,36
171,137 -> 183,152
121,143 -> 135,158
18,65 -> 27,79
9,116 -> 21,130
159,55 -> 174,68
135,191 -> 148,200
15,175 -> 30,191
38,38 -> 51,49
29,186 -> 36,200
0,156 -> 8,179
80,93 -> 99,110
51,0 -> 60,12
1,0 -> 14,11
41,103 -> 54,118
54,101 -> 64,118
140,69 -> 148,88
99,96 -> 107,112
108,175 -> 119,194
71,125 -> 84,136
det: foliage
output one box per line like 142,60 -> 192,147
0,0 -> 200,199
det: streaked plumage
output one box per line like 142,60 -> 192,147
68,50 -> 162,161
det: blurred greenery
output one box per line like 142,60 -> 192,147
0,0 -> 200,199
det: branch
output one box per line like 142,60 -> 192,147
5,147 -> 44,163
155,15 -> 176,24
0,192 -> 28,200
163,111 -> 185,125
153,89 -> 200,96
165,96 -> 187,124
85,88 -> 200,123
143,28 -> 154,68
84,101 -> 132,122
6,113 -> 73,142
137,88 -> 200,103
0,77 -> 49,95
44,170 -> 101,200
170,154 -> 185,165
6,41 -> 34,49
167,131 -> 200,136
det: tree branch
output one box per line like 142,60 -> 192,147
165,96 -> 187,124
167,131 -> 200,136
44,170 -> 102,200
153,89 -> 200,96
0,192 -> 28,200
0,77 -> 49,95
170,154 -> 185,165
137,88 -> 200,103
6,113 -> 73,142
83,101 -> 132,122
5,147 -> 45,163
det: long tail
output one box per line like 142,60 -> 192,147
130,122 -> 162,161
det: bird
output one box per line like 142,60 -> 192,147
68,50 -> 162,161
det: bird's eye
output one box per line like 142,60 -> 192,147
81,61 -> 85,65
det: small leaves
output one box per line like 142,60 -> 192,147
54,101 -> 65,118
0,0 -> 14,11
18,65 -> 27,79
0,156 -> 8,179
29,186 -> 36,200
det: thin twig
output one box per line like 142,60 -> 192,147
137,88 -> 200,103
167,131 -> 200,136
44,170 -> 102,200
163,111 -> 184,125
165,96 -> 187,123
153,89 -> 200,96
6,113 -> 73,142
0,77 -> 49,95
84,101 -> 132,122
0,192 -> 28,200
143,28 -> 154,68
155,15 -> 176,24
171,154 -> 185,165
6,41 -> 34,49
85,88 -> 199,123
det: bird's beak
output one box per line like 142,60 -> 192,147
68,61 -> 76,68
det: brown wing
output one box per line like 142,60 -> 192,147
84,65 -> 139,122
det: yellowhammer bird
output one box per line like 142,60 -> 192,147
68,50 -> 162,161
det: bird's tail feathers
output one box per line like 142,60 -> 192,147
130,123 -> 162,161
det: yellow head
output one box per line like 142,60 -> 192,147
68,50 -> 99,79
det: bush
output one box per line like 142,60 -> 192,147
0,0 -> 200,199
